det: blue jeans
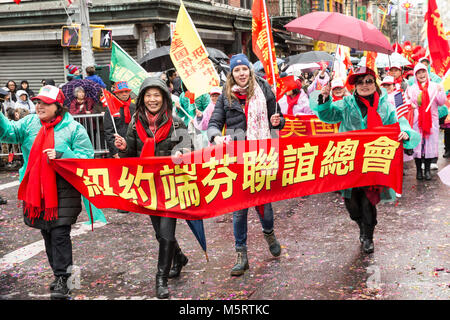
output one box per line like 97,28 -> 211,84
233,203 -> 274,250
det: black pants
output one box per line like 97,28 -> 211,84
150,216 -> 177,241
344,188 -> 377,227
444,128 -> 450,152
41,225 -> 72,277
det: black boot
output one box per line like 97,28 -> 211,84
168,241 -> 188,278
49,277 -> 58,291
424,159 -> 432,180
155,238 -> 176,299
362,224 -> 375,254
415,158 -> 423,180
50,275 -> 70,300
444,150 -> 450,158
0,196 -> 7,205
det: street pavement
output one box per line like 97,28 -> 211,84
0,135 -> 449,301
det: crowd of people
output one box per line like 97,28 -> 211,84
0,42 -> 449,300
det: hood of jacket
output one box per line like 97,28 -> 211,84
136,77 -> 172,114
16,90 -> 29,100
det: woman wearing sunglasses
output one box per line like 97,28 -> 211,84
310,67 -> 418,254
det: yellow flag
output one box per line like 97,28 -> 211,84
169,0 -> 220,97
443,69 -> 450,92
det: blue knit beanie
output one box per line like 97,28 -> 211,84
230,53 -> 251,72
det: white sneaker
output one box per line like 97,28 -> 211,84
431,163 -> 438,170
396,193 -> 402,198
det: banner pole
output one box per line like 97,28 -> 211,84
262,0 -> 278,114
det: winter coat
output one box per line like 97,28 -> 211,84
278,90 -> 313,116
103,99 -> 136,156
310,88 -> 419,201
119,77 -> 191,158
0,111 -> 94,230
86,75 -> 107,88
194,100 -> 216,131
207,76 -> 285,142
406,72 -> 447,159
15,90 -> 35,113
69,97 -> 95,114
307,72 -> 330,95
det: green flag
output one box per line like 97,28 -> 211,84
110,41 -> 148,95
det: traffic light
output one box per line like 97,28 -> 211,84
92,28 -> 112,49
61,26 -> 81,47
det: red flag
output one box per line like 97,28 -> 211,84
345,68 -> 355,93
426,0 -> 450,77
8,153 -> 14,163
67,0 -> 73,5
276,75 -> 298,101
184,91 -> 195,104
252,0 -> 279,86
14,0 -> 21,4
101,89 -> 122,118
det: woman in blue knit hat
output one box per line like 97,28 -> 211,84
208,53 -> 285,276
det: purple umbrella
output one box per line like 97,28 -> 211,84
61,79 -> 103,107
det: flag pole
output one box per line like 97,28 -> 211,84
262,0 -> 278,114
102,89 -> 118,135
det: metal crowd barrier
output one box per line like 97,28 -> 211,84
0,113 -> 110,160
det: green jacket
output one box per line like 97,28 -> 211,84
0,112 -> 94,182
309,88 -> 420,201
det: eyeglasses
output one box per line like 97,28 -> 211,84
355,79 -> 375,86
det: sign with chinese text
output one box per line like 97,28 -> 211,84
52,124 -> 403,220
169,0 -> 220,97
110,41 -> 148,96
280,115 -> 340,137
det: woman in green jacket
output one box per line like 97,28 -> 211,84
310,67 -> 419,254
0,85 -> 94,299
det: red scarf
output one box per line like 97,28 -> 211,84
357,91 -> 383,129
121,98 -> 132,124
417,80 -> 432,137
135,111 -> 173,157
332,95 -> 344,102
18,116 -> 63,222
234,92 -> 249,119
286,93 -> 300,115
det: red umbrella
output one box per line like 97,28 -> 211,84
285,11 -> 393,55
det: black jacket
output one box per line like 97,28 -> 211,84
207,76 -> 285,142
119,77 -> 192,158
103,100 -> 136,156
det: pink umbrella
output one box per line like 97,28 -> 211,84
285,11 -> 393,55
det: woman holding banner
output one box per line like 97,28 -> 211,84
310,67 -> 417,254
406,63 -> 447,180
0,85 -> 94,299
114,77 -> 191,299
207,53 -> 285,276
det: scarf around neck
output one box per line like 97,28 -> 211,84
18,115 -> 63,222
121,98 -> 132,124
136,110 -> 173,157
356,91 -> 383,129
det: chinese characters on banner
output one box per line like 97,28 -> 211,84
169,0 -> 220,97
426,0 -> 450,77
52,124 -> 403,221
252,0 -> 279,86
280,115 -> 340,138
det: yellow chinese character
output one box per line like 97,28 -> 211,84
201,155 -> 238,203
243,148 -> 279,193
282,143 -> 319,186
76,168 -> 116,197
311,119 -> 338,135
280,119 -> 308,138
362,137 -> 400,174
160,164 -> 200,210
320,139 -> 360,177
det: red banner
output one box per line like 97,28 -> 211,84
252,0 -> 279,86
280,115 -> 340,138
426,0 -> 450,77
51,124 -> 403,220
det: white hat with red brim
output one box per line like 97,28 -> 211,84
381,76 -> 395,85
331,78 -> 345,89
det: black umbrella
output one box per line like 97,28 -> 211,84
206,47 -> 229,60
138,46 -> 173,72
285,51 -> 334,66
139,46 -> 229,72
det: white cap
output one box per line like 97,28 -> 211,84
210,86 -> 222,95
331,78 -> 344,89
389,63 -> 402,71
381,76 -> 394,85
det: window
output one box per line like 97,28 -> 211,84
280,0 -> 296,16
241,0 -> 252,9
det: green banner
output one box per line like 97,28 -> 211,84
110,41 -> 148,95
357,6 -> 367,21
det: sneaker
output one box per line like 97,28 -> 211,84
50,276 -> 70,300
263,230 -> 281,257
